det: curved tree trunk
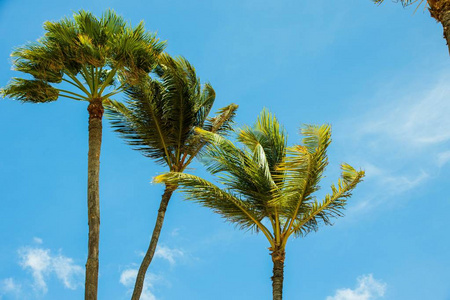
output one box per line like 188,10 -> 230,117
271,249 -> 285,300
429,0 -> 450,53
85,99 -> 104,300
131,185 -> 175,300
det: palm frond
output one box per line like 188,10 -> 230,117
270,124 -> 331,221
202,102 -> 238,135
1,78 -> 59,102
11,44 -> 64,83
184,103 -> 238,162
105,80 -> 173,165
157,54 -> 199,160
291,164 -> 365,237
155,172 -> 267,233
238,109 -> 287,171
195,83 -> 215,128
197,128 -> 278,215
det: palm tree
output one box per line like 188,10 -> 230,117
156,110 -> 365,300
1,10 -> 165,300
373,0 -> 450,54
106,53 -> 238,300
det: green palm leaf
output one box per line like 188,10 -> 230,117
155,172 -> 266,232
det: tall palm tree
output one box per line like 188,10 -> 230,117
156,110 -> 365,300
1,10 -> 165,300
373,0 -> 450,54
106,53 -> 238,300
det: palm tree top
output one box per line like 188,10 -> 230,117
106,54 -> 238,171
156,109 -> 364,249
1,9 -> 166,103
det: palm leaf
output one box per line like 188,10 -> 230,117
1,78 -> 59,103
291,164 -> 365,237
106,80 -> 173,165
155,172 -> 272,239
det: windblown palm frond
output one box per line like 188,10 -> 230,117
290,163 -> 365,238
270,125 -> 331,216
154,172 -> 267,233
106,80 -> 173,165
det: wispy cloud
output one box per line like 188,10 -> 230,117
51,254 -> 84,289
339,72 -> 450,214
18,247 -> 51,293
1,238 -> 83,297
362,163 -> 429,194
18,245 -> 83,292
0,278 -> 22,298
123,244 -> 183,299
155,245 -> 184,266
120,268 -> 159,300
33,237 -> 43,245
437,151 -> 450,167
326,274 -> 386,300
357,76 -> 450,148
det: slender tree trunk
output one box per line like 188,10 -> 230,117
429,0 -> 450,54
131,185 -> 175,300
85,99 -> 104,300
271,249 -> 285,300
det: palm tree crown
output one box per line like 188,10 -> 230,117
1,10 -> 165,103
107,53 -> 238,171
1,10 -> 165,300
156,109 -> 364,300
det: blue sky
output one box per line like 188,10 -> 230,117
1,0 -> 449,299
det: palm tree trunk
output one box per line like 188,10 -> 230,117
85,99 -> 104,300
131,185 -> 175,300
271,249 -> 285,300
429,0 -> 450,54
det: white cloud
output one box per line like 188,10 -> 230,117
120,268 -> 158,300
381,170 -> 429,194
122,245 -> 182,299
326,274 -> 386,300
1,278 -> 21,297
33,237 -> 43,245
18,247 -> 51,293
437,151 -> 450,167
16,240 -> 83,294
170,228 -> 180,237
155,245 -> 184,266
51,255 -> 83,289
119,269 -> 138,287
